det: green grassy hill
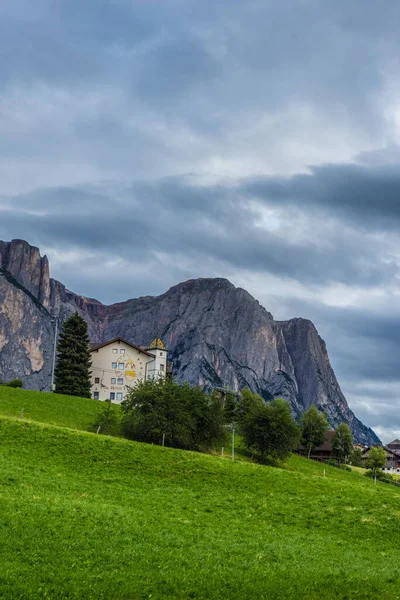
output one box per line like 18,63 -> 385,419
0,385 -> 120,431
1,390 -> 400,599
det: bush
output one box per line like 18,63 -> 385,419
365,469 -> 393,482
325,458 -> 339,468
1,379 -> 24,388
90,401 -> 121,436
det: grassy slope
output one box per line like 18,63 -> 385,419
1,414 -> 400,599
0,386 -> 120,431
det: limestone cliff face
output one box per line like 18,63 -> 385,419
0,239 -> 51,308
0,268 -> 53,389
0,239 -> 380,444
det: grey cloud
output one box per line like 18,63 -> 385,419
1,176 -> 398,293
244,162 -> 400,228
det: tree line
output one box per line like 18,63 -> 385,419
93,377 -> 356,465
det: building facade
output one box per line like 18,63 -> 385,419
362,442 -> 400,474
90,337 -> 170,403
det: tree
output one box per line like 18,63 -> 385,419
350,447 -> 363,467
300,405 -> 330,459
237,388 -> 265,424
240,398 -> 300,463
121,377 -> 225,451
90,400 -> 121,436
54,312 -> 92,398
332,423 -> 353,464
365,446 -> 387,485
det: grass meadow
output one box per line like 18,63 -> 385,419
0,386 -> 120,431
1,390 -> 400,599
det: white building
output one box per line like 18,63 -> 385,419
90,337 -> 170,403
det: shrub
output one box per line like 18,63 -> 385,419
365,469 -> 393,482
90,400 -> 121,436
1,379 -> 24,388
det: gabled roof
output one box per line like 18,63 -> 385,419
362,445 -> 400,459
388,439 -> 400,446
147,337 -> 167,351
90,338 -> 155,358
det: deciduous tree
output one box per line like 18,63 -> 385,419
121,377 -> 225,451
365,446 -> 386,485
240,398 -> 300,463
350,447 -> 363,467
300,405 -> 330,459
332,423 -> 353,464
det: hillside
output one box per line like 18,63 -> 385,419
0,391 -> 399,599
0,239 -> 379,444
0,386 -> 120,431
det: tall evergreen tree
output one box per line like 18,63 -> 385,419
54,312 -> 92,398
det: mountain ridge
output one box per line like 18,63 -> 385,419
0,238 -> 380,444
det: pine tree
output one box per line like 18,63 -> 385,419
54,312 -> 92,398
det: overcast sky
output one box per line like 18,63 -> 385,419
1,0 -> 400,442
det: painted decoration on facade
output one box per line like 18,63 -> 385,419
125,359 -> 137,381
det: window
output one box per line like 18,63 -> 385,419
160,364 -> 165,372
93,392 -> 99,400
116,392 -> 123,401
117,378 -> 123,385
111,378 -> 116,384
110,392 -> 115,401
113,349 -> 118,354
160,351 -> 163,357
94,377 -> 100,384
120,349 -> 125,354
118,363 -> 124,370
112,362 -> 117,369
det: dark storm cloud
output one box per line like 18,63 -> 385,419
244,163 -> 400,228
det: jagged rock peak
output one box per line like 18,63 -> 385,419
162,277 -> 274,320
165,277 -> 236,294
0,239 -> 50,308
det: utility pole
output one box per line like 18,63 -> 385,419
51,318 -> 58,392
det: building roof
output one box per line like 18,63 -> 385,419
90,338 -> 155,358
388,439 -> 400,446
146,337 -> 167,351
362,445 -> 400,459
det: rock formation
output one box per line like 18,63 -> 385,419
0,239 -> 380,444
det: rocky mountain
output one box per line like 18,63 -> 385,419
0,239 -> 380,444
